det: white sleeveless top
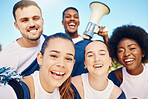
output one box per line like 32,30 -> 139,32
32,71 -> 60,99
120,66 -> 148,99
81,73 -> 114,99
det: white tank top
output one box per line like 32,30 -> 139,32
120,66 -> 148,99
81,73 -> 114,99
32,71 -> 60,99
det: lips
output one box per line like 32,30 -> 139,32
27,28 -> 38,33
124,58 -> 134,65
93,64 -> 103,68
51,71 -> 65,76
69,22 -> 76,28
51,70 -> 66,80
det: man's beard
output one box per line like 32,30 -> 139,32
29,31 -> 42,41
30,36 -> 41,41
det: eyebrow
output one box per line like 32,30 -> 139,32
86,51 -> 93,55
49,50 -> 60,53
65,13 -> 78,16
20,17 -> 28,20
128,44 -> 136,47
49,50 -> 74,56
118,44 -> 136,49
86,50 -> 107,55
20,15 -> 40,20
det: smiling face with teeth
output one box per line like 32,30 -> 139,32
62,8 -> 80,38
14,5 -> 43,43
84,41 -> 111,76
37,37 -> 75,92
117,38 -> 144,74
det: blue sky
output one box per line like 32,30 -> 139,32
0,0 -> 148,49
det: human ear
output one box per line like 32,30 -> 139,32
42,18 -> 44,25
142,50 -> 145,58
37,52 -> 43,67
14,21 -> 19,30
78,21 -> 80,26
73,59 -> 75,65
84,61 -> 87,69
62,20 -> 64,25
109,57 -> 112,67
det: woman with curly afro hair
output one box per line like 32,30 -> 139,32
108,25 -> 148,99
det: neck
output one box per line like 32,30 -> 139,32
17,37 -> 40,48
39,71 -> 56,93
127,64 -> 144,75
66,32 -> 79,39
88,73 -> 108,91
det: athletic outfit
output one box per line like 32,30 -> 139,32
72,36 -> 91,77
108,65 -> 148,99
0,35 -> 46,76
32,71 -> 60,99
72,73 -> 126,99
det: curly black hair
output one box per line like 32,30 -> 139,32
108,25 -> 148,63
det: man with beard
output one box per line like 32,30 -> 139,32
62,7 -> 109,76
0,0 -> 46,76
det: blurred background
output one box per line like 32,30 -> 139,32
0,0 -> 148,51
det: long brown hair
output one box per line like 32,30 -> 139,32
40,33 -> 75,99
59,76 -> 74,99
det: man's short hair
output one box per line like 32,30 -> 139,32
62,7 -> 79,20
13,0 -> 41,20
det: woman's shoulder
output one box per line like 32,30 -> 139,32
71,74 -> 84,98
108,67 -> 123,86
71,75 -> 82,86
21,75 -> 33,85
110,84 -> 126,99
21,75 -> 35,99
114,68 -> 123,82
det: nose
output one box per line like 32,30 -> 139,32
94,55 -> 101,62
56,57 -> 65,68
28,19 -> 36,27
70,16 -> 75,20
124,50 -> 130,56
